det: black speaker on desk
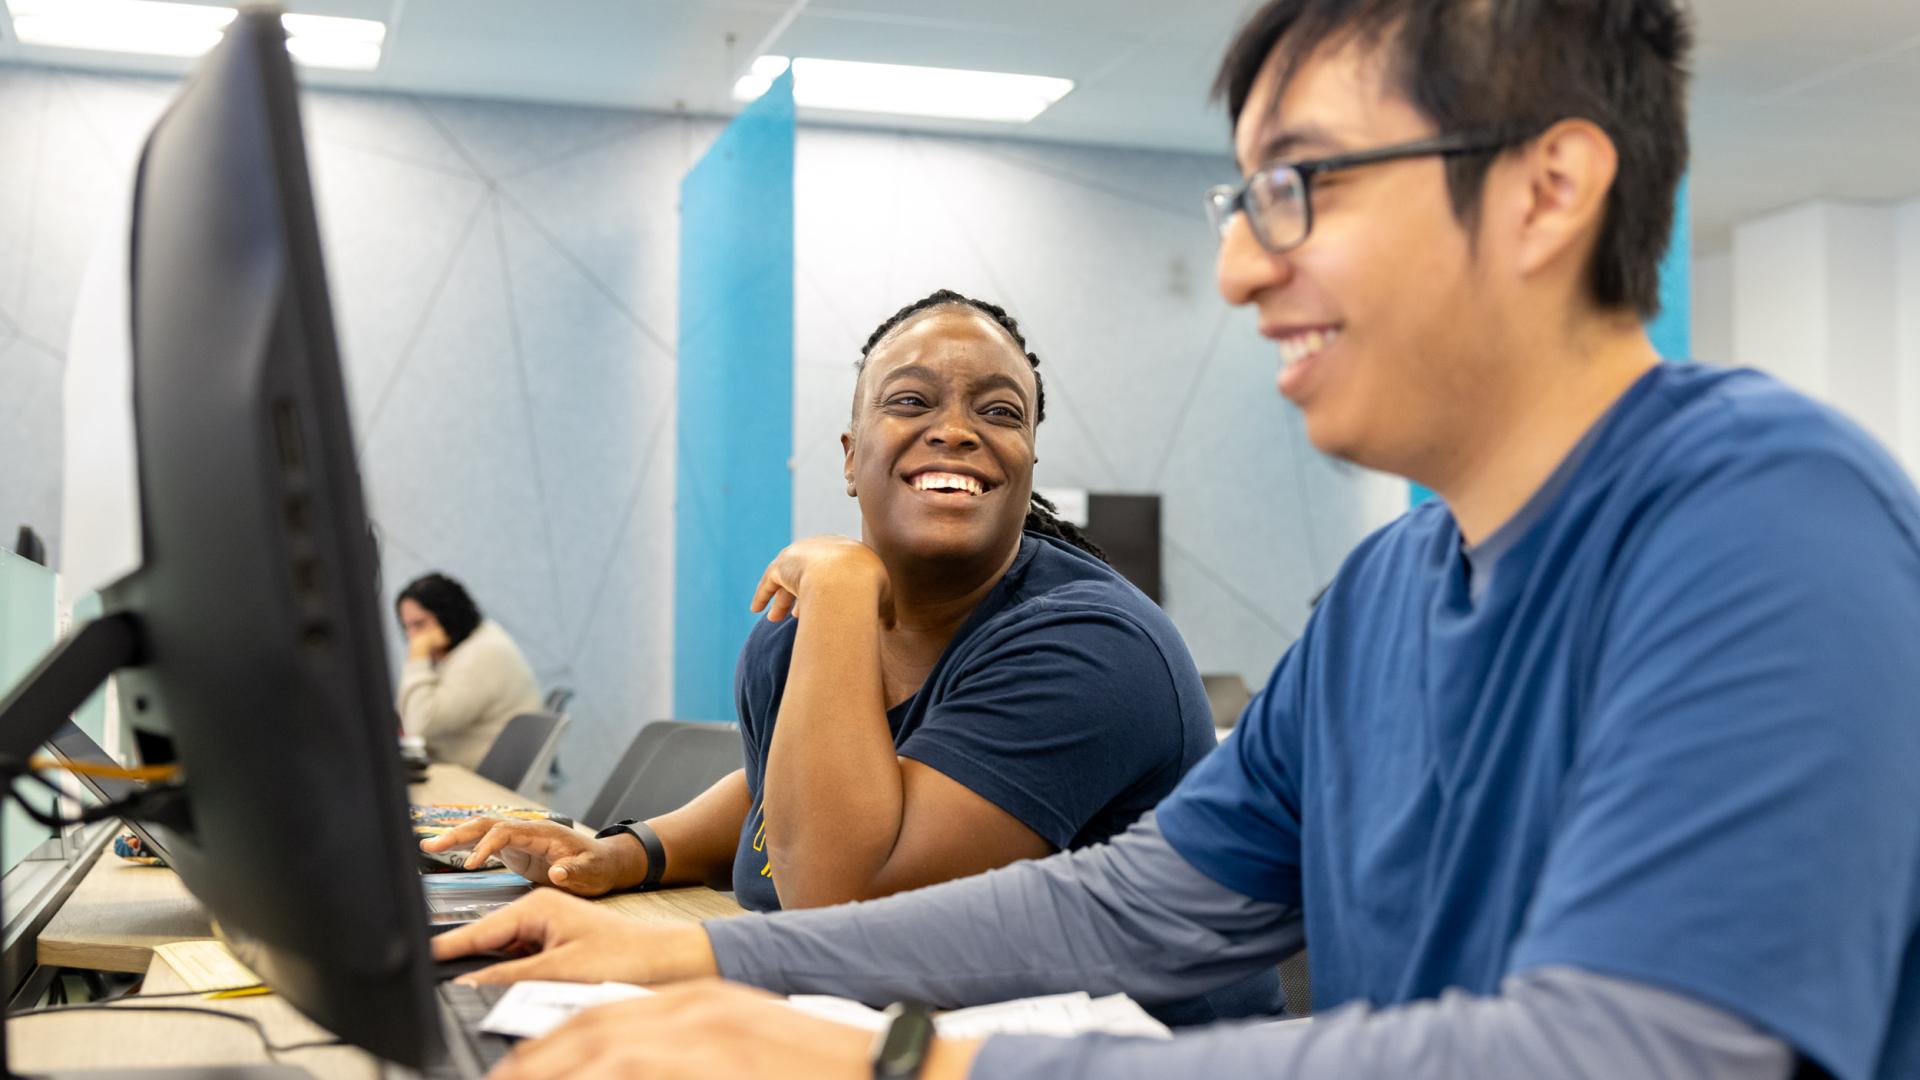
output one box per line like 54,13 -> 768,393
1082,494 -> 1162,604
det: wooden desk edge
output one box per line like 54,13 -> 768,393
35,766 -> 745,975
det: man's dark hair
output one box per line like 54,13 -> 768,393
395,572 -> 483,650
856,289 -> 1107,562
1215,0 -> 1691,318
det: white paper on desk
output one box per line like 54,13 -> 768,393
153,940 -> 262,994
934,992 -> 1171,1040
478,981 -> 653,1039
481,984 -> 1171,1043
787,991 -> 1171,1041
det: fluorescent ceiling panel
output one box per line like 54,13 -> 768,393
734,55 -> 1073,123
7,0 -> 386,70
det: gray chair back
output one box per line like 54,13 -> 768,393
1278,948 -> 1312,1017
1201,673 -> 1253,729
586,720 -> 742,830
475,712 -> 569,797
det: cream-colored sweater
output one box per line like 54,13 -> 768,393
396,619 -> 542,770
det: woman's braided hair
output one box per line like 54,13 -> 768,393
857,289 -> 1106,562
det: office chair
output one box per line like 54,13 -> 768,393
1201,673 -> 1253,729
585,720 -> 742,830
475,712 -> 569,797
1278,948 -> 1312,1017
538,686 -> 575,789
14,525 -> 47,567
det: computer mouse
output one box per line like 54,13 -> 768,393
434,952 -> 516,983
421,848 -> 506,872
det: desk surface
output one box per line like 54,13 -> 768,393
36,764 -> 551,973
10,953 -> 381,1080
15,764 -> 745,1075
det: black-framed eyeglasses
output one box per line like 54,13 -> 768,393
1205,131 -> 1530,254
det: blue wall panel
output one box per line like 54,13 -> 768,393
1647,174 -> 1692,362
674,74 -> 795,721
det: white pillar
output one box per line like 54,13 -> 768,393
1692,249 -> 1733,366
1731,200 -> 1903,465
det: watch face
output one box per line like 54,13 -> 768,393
874,1003 -> 935,1078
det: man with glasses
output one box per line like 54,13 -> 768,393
440,2 -> 1920,1078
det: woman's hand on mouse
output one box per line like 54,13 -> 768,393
420,818 -> 646,897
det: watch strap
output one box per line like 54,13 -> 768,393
870,1001 -> 936,1079
594,819 -> 666,889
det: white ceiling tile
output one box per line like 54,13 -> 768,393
1691,0 -> 1920,58
156,0 -> 393,15
1692,39 -> 1864,108
773,13 -> 1137,77
799,1 -> 1214,38
383,0 -> 789,116
8,0 -> 1920,249
1780,53 -> 1920,117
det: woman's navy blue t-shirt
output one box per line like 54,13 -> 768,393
728,532 -> 1218,913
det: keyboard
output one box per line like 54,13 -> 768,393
417,981 -> 514,1080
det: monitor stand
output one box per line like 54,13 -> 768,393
0,616 -> 312,1079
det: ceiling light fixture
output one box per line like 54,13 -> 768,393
733,55 -> 1073,124
7,0 -> 386,71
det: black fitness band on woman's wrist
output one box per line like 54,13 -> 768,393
595,819 -> 667,889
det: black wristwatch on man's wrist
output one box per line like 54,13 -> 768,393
593,819 -> 666,889
870,1001 -> 936,1079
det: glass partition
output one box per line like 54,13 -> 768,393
0,549 -> 57,873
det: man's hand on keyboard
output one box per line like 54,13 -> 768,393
420,818 -> 640,896
487,980 -> 981,1080
431,889 -> 718,988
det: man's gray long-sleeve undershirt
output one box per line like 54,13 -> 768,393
704,814 -> 1795,1079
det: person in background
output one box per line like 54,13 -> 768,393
395,572 -> 540,771
435,2 -> 1920,1079
424,289 -> 1277,1024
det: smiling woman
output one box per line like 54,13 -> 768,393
738,291 -> 1125,901
733,289 -> 1278,1022
425,289 -> 1283,1025
838,289 -> 1104,572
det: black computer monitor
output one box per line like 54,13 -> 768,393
1083,494 -> 1162,604
0,7 -> 438,1069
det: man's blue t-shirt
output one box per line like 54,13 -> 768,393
1157,364 -> 1920,1080
731,531 -> 1219,915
